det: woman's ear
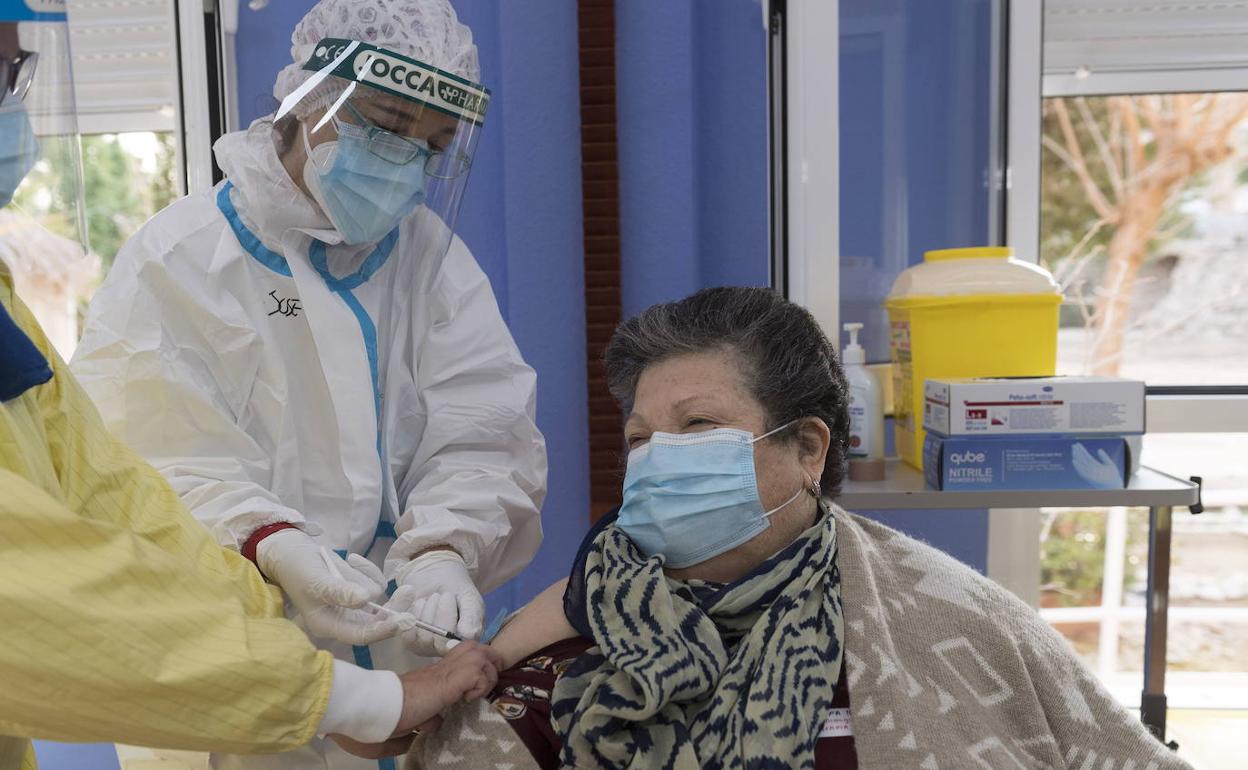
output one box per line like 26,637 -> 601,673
797,417 -> 831,483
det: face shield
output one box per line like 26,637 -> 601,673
276,37 -> 488,253
0,0 -> 86,247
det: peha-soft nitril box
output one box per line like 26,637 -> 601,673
923,376 -> 1145,438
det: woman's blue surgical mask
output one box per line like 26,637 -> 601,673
617,421 -> 808,568
302,120 -> 427,245
0,101 -> 39,208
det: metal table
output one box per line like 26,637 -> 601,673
835,461 -> 1202,744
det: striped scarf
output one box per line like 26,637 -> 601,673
551,506 -> 843,769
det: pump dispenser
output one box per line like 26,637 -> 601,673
843,323 -> 885,480
843,323 -> 866,366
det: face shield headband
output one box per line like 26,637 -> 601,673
277,37 -> 490,128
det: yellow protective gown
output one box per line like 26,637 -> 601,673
0,262 -> 334,765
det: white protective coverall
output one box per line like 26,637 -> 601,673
72,120 -> 547,769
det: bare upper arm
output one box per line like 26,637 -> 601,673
489,578 -> 578,669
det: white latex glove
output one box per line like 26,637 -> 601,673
385,550 -> 484,656
256,529 -> 405,645
1072,443 -> 1124,489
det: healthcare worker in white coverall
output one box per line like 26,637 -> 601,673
72,1 -> 546,767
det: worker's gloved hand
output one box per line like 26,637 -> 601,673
256,529 -> 404,645
1072,443 -> 1124,490
385,550 -> 485,656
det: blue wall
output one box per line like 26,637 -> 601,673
235,0 -> 589,610
616,0 -> 771,317
839,0 -> 999,572
234,3 -> 303,124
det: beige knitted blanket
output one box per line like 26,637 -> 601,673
409,509 -> 1190,769
835,510 -> 1188,769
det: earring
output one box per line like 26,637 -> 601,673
808,478 -> 822,499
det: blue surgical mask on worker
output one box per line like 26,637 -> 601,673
301,120 -> 427,245
617,421 -> 808,568
0,100 -> 39,208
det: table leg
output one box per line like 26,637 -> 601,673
1140,505 -> 1173,742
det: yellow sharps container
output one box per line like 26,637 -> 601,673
884,246 -> 1062,470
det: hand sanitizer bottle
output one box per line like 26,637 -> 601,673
843,323 -> 885,479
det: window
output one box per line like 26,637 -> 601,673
4,0 -> 186,359
9,131 -> 178,357
1005,3 -> 1248,762
1041,93 -> 1248,386
1039,0 -> 1248,391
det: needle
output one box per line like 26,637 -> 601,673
319,547 -> 463,644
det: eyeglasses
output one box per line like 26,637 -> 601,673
0,49 -> 38,107
336,101 -> 472,180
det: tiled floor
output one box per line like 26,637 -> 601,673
1167,710 -> 1248,769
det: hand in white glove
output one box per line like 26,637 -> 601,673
1072,443 -> 1124,489
385,550 -> 485,656
256,529 -> 405,645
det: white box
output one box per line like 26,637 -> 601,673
924,376 -> 1145,437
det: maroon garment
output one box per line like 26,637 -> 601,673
815,658 -> 860,768
489,637 -> 858,769
488,637 -> 585,769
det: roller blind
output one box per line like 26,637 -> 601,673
1044,0 -> 1248,95
67,0 -> 179,134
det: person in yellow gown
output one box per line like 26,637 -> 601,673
0,18 -> 500,770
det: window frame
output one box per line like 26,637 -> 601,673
173,0 -> 231,193
773,0 -> 1244,603
777,0 -> 1039,600
1005,1 -> 1248,433
1006,5 -> 1248,693
770,0 -> 840,341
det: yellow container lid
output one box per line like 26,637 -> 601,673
887,245 -> 1061,300
924,246 -> 1014,262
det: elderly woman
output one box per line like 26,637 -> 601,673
406,287 -> 1189,770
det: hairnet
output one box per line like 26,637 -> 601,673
272,0 -> 480,119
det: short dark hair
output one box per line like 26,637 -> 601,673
604,286 -> 852,495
